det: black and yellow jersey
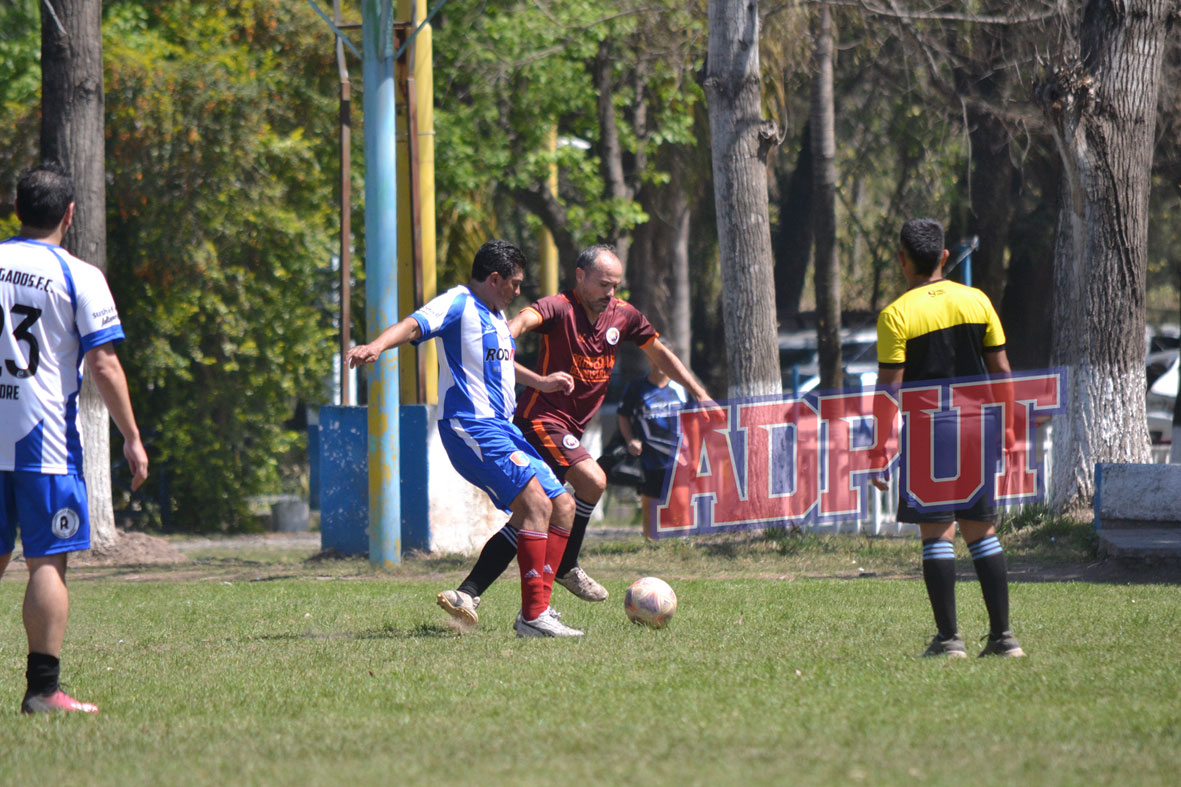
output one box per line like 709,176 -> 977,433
876,279 -> 1005,382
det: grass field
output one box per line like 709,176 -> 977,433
0,523 -> 1178,786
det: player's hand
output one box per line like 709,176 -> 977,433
124,437 -> 149,492
870,474 -> 889,492
627,438 -> 643,456
346,343 -> 380,369
537,371 -> 575,394
697,398 -> 727,425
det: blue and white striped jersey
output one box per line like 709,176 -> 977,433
0,237 -> 125,474
410,285 -> 516,420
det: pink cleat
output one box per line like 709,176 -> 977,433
21,690 -> 99,715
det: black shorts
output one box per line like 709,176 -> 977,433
638,465 -> 669,499
896,495 -> 997,525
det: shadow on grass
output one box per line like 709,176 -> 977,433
257,622 -> 461,642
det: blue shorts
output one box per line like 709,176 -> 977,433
0,471 -> 91,557
437,416 -> 566,513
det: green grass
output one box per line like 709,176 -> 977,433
0,532 -> 1178,786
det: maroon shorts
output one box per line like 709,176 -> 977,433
513,416 -> 591,481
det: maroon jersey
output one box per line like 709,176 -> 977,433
515,290 -> 657,435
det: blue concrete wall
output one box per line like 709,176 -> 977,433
400,405 -> 432,552
319,406 -> 371,555
319,404 -> 433,556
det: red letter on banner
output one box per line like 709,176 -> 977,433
901,385 -> 986,508
731,399 -> 820,525
819,390 -> 899,517
655,406 -> 740,534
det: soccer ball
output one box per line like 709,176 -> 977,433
624,576 -> 677,628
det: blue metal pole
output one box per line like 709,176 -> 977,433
362,0 -> 401,566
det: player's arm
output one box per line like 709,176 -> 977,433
617,412 -> 642,456
641,338 -> 714,406
984,348 -> 1017,450
347,316 -> 422,368
515,362 -> 574,394
508,307 -> 542,339
85,343 -> 149,491
869,366 -> 904,491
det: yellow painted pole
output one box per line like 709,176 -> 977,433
395,0 -> 439,404
538,126 -> 559,296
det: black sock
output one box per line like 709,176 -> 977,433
968,535 -> 1011,636
26,652 -> 60,698
558,496 -> 597,577
458,524 -> 517,598
921,538 -> 958,639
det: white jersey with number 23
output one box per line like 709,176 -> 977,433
0,237 -> 125,475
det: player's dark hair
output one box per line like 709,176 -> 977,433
899,218 -> 945,275
575,243 -> 618,271
15,161 -> 74,231
471,238 -> 526,282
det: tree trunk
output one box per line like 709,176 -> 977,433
1037,0 -> 1172,510
630,154 -> 693,364
592,38 -> 633,272
810,6 -> 842,391
1001,147 -> 1059,370
41,0 -> 116,551
773,121 -> 813,318
967,113 -> 1017,308
703,0 -> 781,399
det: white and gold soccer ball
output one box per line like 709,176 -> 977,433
624,576 -> 677,628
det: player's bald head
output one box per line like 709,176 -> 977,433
574,244 -> 620,276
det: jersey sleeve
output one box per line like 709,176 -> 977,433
524,294 -> 563,334
876,306 -> 906,368
981,294 -> 1006,351
410,289 -> 464,345
74,264 -> 125,352
624,304 -> 658,347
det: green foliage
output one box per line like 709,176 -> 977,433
0,0 -> 42,229
99,0 -> 339,529
432,0 -> 707,273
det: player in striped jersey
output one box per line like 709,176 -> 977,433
872,218 -> 1024,659
0,163 -> 149,714
347,239 -> 582,637
440,244 -> 715,625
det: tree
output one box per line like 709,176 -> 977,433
100,1 -> 338,529
703,0 -> 780,398
1036,0 -> 1175,510
810,6 -> 842,390
39,0 -> 119,551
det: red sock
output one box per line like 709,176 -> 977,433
543,525 -> 570,596
517,529 -> 550,620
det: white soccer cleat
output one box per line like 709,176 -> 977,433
437,589 -> 481,627
556,566 -> 609,602
513,608 -> 584,637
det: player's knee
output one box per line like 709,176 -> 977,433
551,492 -> 575,524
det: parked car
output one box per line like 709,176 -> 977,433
1147,350 -> 1178,444
779,327 -> 878,394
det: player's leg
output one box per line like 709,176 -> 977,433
508,478 -> 578,637
13,472 -> 98,714
541,491 -> 575,600
555,457 -> 609,601
916,519 -> 966,658
959,517 -> 1024,657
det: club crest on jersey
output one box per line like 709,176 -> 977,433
51,508 -> 81,540
509,450 -> 530,467
605,327 -> 620,346
562,434 -> 579,450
